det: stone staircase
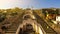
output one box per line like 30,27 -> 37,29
4,12 -> 24,34
5,23 -> 19,34
1,15 -> 23,34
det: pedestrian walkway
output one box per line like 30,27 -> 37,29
33,12 -> 57,34
37,12 -> 60,34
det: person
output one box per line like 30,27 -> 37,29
0,27 -> 5,34
1,25 -> 7,31
1,22 -> 11,30
19,28 -> 23,34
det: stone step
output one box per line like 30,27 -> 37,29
6,26 -> 17,30
5,30 -> 16,33
5,33 -> 15,34
46,33 -> 57,34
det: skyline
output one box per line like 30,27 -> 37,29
0,0 -> 60,9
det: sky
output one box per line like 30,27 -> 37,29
0,0 -> 60,9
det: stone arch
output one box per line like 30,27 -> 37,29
23,14 -> 32,20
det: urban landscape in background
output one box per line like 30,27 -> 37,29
0,7 -> 60,34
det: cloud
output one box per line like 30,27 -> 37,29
0,0 -> 37,9
0,0 -> 23,9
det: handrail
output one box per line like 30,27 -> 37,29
34,22 -> 46,34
